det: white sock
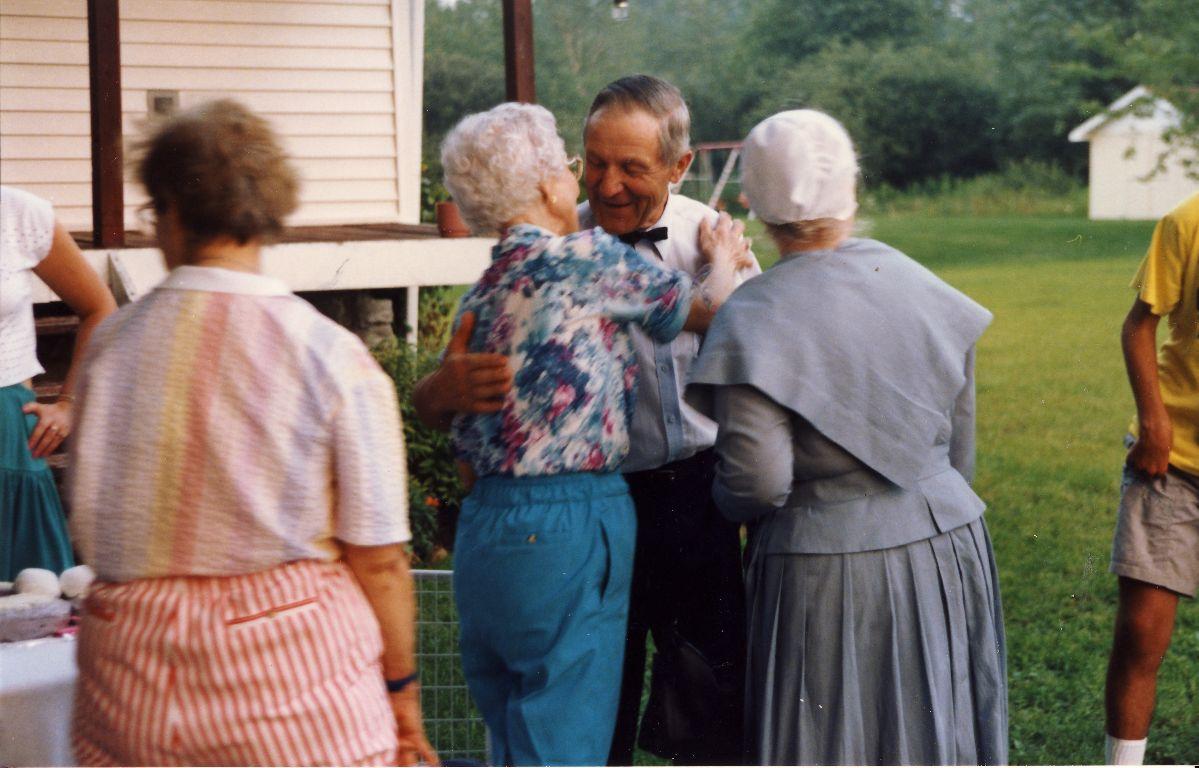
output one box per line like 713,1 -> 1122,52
1105,734 -> 1147,765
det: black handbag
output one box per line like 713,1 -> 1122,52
636,629 -> 740,760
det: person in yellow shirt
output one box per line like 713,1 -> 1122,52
1103,191 -> 1199,766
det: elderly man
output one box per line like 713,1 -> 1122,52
580,74 -> 757,766
414,75 -> 757,765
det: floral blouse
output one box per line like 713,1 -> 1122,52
450,224 -> 692,476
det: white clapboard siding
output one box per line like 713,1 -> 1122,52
243,113 -> 397,136
115,110 -> 395,137
1,1 -> 86,20
0,40 -> 87,65
122,67 -> 393,93
282,135 -> 398,159
120,20 -> 392,49
50,206 -> 91,225
121,1 -> 390,28
121,44 -> 394,71
0,136 -> 91,160
303,179 -> 399,202
151,90 -> 397,114
0,159 -> 90,184
0,15 -> 88,41
290,201 -> 405,224
1,0 -> 423,229
1,112 -> 90,135
0,7 -> 90,225
295,158 -> 398,181
0,88 -> 89,112
392,0 -> 423,223
1,64 -> 89,88
13,183 -> 93,208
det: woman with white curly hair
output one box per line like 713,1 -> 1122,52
431,102 -> 748,765
687,110 -> 1008,764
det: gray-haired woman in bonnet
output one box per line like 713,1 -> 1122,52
687,110 -> 1008,764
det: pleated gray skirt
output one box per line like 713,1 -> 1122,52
745,516 -> 1008,765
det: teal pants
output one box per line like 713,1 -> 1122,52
454,472 -> 636,766
1,383 -> 74,580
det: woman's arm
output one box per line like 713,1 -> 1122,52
331,357 -> 437,764
342,543 -> 439,766
412,311 -> 513,431
949,346 -> 978,482
24,222 -> 117,458
711,384 -> 794,522
682,213 -> 751,333
1122,298 -> 1170,477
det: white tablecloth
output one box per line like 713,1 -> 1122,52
0,635 -> 77,767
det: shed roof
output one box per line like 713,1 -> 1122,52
1069,85 -> 1180,143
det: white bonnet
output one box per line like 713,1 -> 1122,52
741,109 -> 859,224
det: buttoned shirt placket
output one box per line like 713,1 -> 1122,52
642,238 -> 687,464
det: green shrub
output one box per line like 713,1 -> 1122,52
861,161 -> 1087,217
420,164 -> 451,225
374,286 -> 466,564
415,285 -> 457,352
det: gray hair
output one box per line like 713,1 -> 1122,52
764,218 -> 855,247
441,103 -> 567,233
584,74 -> 691,164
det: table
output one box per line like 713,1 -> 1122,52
0,635 -> 77,767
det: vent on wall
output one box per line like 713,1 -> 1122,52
147,90 -> 179,116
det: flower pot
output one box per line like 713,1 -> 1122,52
435,200 -> 470,238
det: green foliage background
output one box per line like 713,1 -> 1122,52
423,0 -> 1197,187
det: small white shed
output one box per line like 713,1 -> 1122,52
1069,86 -> 1198,220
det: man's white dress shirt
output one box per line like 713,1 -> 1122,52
580,193 -> 761,473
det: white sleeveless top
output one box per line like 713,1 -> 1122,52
0,186 -> 55,387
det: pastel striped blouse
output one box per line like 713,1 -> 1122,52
68,266 -> 410,582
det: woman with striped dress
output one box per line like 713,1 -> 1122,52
67,100 -> 435,766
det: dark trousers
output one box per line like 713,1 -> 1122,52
607,449 -> 747,765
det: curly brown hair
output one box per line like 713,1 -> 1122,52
136,99 -> 299,247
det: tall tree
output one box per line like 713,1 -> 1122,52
744,0 -> 955,64
960,0 -> 1139,172
1101,0 -> 1199,174
423,0 -> 506,163
751,41 -> 1000,187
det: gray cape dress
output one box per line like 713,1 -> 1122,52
687,238 -> 1007,765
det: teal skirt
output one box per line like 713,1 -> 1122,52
1,383 -> 75,580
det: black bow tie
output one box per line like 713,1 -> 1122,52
618,226 -> 668,245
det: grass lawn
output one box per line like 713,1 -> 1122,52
742,213 -> 1198,764
422,213 -> 1198,764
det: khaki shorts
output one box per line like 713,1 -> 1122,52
1110,460 -> 1199,598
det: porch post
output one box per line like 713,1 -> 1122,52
501,0 -> 535,103
87,0 -> 124,247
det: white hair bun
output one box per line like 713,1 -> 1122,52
14,568 -> 62,598
60,565 -> 97,599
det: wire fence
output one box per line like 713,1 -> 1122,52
412,568 -> 489,762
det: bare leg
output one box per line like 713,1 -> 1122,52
1104,577 -> 1180,739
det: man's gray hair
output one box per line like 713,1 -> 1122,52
585,74 -> 691,164
441,102 -> 566,234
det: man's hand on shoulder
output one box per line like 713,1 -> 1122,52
412,312 -> 513,431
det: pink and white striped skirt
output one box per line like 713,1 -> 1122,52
72,559 -> 397,766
